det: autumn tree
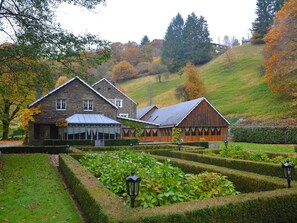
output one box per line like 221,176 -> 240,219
0,44 -> 53,140
176,63 -> 206,101
112,61 -> 138,82
0,0 -> 110,74
264,0 -> 297,105
55,76 -> 69,88
121,47 -> 141,66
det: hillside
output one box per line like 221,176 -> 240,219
120,44 -> 296,122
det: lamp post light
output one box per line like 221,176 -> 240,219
126,171 -> 141,208
130,143 -> 134,149
224,140 -> 228,149
282,160 -> 295,188
178,141 -> 182,151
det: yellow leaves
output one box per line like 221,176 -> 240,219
111,61 -> 138,82
55,118 -> 68,127
264,0 -> 297,103
20,106 -> 41,132
183,62 -> 206,100
55,76 -> 69,88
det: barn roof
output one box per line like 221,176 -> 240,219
66,114 -> 120,125
141,97 -> 229,127
28,76 -> 117,109
136,105 -> 158,119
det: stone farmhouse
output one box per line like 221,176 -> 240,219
28,76 -> 229,145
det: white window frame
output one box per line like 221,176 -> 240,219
109,98 -> 123,108
56,99 -> 66,110
119,113 -> 128,118
83,100 -> 93,111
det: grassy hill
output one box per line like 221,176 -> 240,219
121,44 -> 296,122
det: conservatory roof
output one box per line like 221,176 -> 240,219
66,114 -> 120,125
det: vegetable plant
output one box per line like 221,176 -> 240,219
79,150 -> 239,208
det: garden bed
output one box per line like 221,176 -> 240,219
59,150 -> 297,223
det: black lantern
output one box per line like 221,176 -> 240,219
126,171 -> 141,208
282,160 -> 295,188
177,141 -> 182,151
224,140 -> 228,149
130,143 -> 133,149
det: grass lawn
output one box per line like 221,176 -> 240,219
0,154 -> 82,223
216,141 -> 295,153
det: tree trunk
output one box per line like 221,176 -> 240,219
2,119 -> 9,140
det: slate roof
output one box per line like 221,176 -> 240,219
136,105 -> 158,119
28,76 -> 117,109
92,78 -> 137,105
141,97 -> 229,127
66,114 -> 120,125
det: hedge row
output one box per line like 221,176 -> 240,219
152,155 -> 286,193
179,141 -> 209,148
0,145 -> 69,154
77,144 -> 179,152
59,154 -> 130,223
150,150 -> 284,178
230,126 -> 297,144
59,154 -> 297,223
43,139 -> 139,146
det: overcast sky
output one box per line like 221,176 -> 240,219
56,0 -> 257,44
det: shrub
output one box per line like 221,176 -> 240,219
230,126 -> 297,144
79,151 -> 239,208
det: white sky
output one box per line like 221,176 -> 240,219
56,0 -> 257,44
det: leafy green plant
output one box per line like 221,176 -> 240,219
79,150 -> 239,208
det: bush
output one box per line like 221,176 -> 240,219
0,146 -> 68,154
230,126 -> 297,144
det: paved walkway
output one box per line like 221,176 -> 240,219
0,140 -> 23,147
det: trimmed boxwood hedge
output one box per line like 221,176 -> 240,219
59,153 -> 297,223
230,126 -> 297,144
150,150 -> 284,178
0,145 -> 68,154
77,144 -> 178,152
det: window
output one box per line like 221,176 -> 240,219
56,99 -> 66,110
109,98 -> 123,108
185,128 -> 190,136
83,100 -> 93,111
119,113 -> 128,118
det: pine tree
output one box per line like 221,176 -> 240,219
140,35 -> 150,46
161,13 -> 185,73
183,13 -> 212,65
252,0 -> 285,44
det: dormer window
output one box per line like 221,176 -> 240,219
83,100 -> 93,111
56,99 -> 66,110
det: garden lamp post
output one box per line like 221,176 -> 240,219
282,160 -> 295,188
224,140 -> 228,149
126,171 -> 141,208
178,141 -> 182,151
130,143 -> 133,149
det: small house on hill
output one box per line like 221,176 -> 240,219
135,98 -> 229,142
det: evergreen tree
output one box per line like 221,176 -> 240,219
252,0 -> 285,44
140,35 -> 150,46
183,13 -> 212,65
161,13 -> 185,73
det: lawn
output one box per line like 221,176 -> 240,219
216,141 -> 295,153
0,154 -> 82,223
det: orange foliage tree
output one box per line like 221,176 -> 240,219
20,106 -> 41,143
182,62 -> 206,100
264,0 -> 297,105
112,61 -> 138,82
55,76 -> 69,88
